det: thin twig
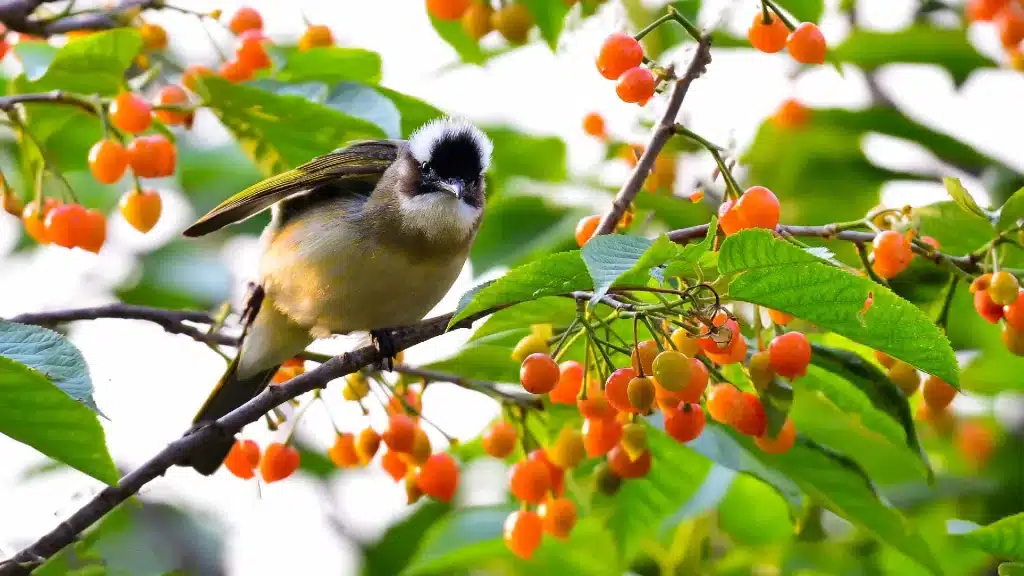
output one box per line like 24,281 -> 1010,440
594,33 -> 714,236
391,364 -> 543,410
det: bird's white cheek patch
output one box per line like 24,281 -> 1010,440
399,194 -> 480,241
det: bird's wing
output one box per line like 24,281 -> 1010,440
183,140 -> 401,237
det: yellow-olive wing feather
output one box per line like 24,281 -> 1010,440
182,140 -> 400,237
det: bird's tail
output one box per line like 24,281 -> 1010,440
185,355 -> 279,476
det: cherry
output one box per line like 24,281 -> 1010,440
975,288 -> 1005,323
328,433 -> 360,468
87,139 -> 129,184
219,58 -> 253,83
631,339 -> 659,376
511,333 -> 548,362
237,29 -> 272,71
299,25 -> 335,51
921,236 -> 940,250
509,458 -> 552,504
956,421 -> 995,467
755,417 -> 796,454
995,4 -> 1024,48
578,389 -> 616,420
733,392 -> 767,437
707,335 -> 748,365
652,350 -> 691,392
697,313 -> 740,355
80,209 -> 106,253
182,65 -> 213,92
669,328 -> 700,357
153,85 -> 189,126
664,402 -> 705,444
229,6 -> 263,35
22,198 -> 60,244
343,372 -> 370,401
520,352 -> 560,394
1003,290 -> 1024,329
223,439 -> 260,479
110,92 -> 152,134
382,413 -> 417,453
259,442 -> 300,483
575,214 -> 601,247
922,375 -> 956,412
871,230 -> 913,279
967,0 -> 1010,21
272,357 -> 305,384
734,185 -> 780,230
608,444 -> 651,479
1003,323 -> 1024,356
139,22 -> 167,51
417,453 -> 459,503
718,199 -> 748,236
461,2 -> 494,41
482,420 -> 517,459
549,360 -> 583,404
426,0 -> 471,20
616,67 -> 656,104
404,426 -> 432,466
45,203 -> 87,249
768,331 -> 811,379
706,383 -> 742,426
874,350 -> 895,368
583,416 -> 622,457
548,427 -> 585,469
786,22 -> 826,64
987,271 -> 1019,306
596,33 -> 644,80
539,497 -> 577,539
771,98 -> 810,130
748,12 -> 789,53
503,510 -> 543,559
355,427 -> 381,465
605,367 -> 638,413
528,449 -> 565,497
627,376 -> 656,412
128,135 -> 176,178
406,472 -> 424,505
492,3 -> 533,45
582,112 -> 607,139
679,358 -> 709,403
381,450 -> 408,482
748,350 -> 775,390
887,361 -> 920,396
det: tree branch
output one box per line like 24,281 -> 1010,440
0,310 -> 490,574
8,303 -> 239,347
0,91 -> 99,116
666,223 -> 982,274
594,33 -> 714,236
392,364 -> 543,410
0,0 -> 160,36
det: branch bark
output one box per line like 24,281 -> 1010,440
0,0 -> 160,36
0,91 -> 99,115
0,310 -> 487,575
594,34 -> 714,236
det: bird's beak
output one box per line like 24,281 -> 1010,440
438,180 -> 463,199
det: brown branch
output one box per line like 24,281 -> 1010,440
0,310 -> 490,574
0,91 -> 98,115
8,304 -> 239,347
594,34 -> 714,236
391,364 -> 543,410
0,0 -> 160,36
666,223 -> 982,274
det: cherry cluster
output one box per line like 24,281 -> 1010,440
596,33 -> 657,105
746,8 -> 827,65
967,0 -> 1024,68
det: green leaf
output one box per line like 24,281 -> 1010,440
198,76 -> 385,176
0,320 -> 101,413
430,15 -> 488,65
321,82 -> 401,138
793,366 -> 928,484
717,473 -> 795,547
469,297 -> 578,342
0,356 -> 117,484
591,422 -> 712,562
950,512 -> 1024,560
831,26 -> 995,86
1000,563 -> 1024,576
719,230 -> 958,385
727,427 -> 942,574
450,251 -> 592,326
917,201 -> 995,255
365,501 -> 451,576
581,234 -> 658,299
272,46 -> 382,84
774,0 -> 825,22
20,29 -> 141,95
997,187 -> 1024,232
406,508 -> 618,575
484,126 -> 567,183
521,0 -> 571,50
374,87 -> 445,138
13,41 -> 58,80
943,176 -> 994,221
808,344 -> 930,477
422,340 -> 520,383
471,195 -> 579,273
663,216 -> 717,278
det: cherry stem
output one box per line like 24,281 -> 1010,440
935,276 -> 958,332
855,242 -> 888,286
761,0 -> 798,31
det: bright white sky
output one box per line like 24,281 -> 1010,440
0,0 -> 1022,574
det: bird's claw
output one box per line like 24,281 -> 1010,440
371,328 -> 397,372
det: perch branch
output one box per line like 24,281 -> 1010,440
594,33 -> 714,236
0,0 -> 160,36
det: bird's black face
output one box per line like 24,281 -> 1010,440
408,118 -> 492,210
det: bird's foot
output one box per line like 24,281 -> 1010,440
370,328 -> 397,372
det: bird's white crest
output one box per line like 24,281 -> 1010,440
408,117 -> 493,171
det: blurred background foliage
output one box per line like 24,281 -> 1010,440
1,0 -> 1023,574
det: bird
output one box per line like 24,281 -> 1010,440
181,117 -> 493,475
